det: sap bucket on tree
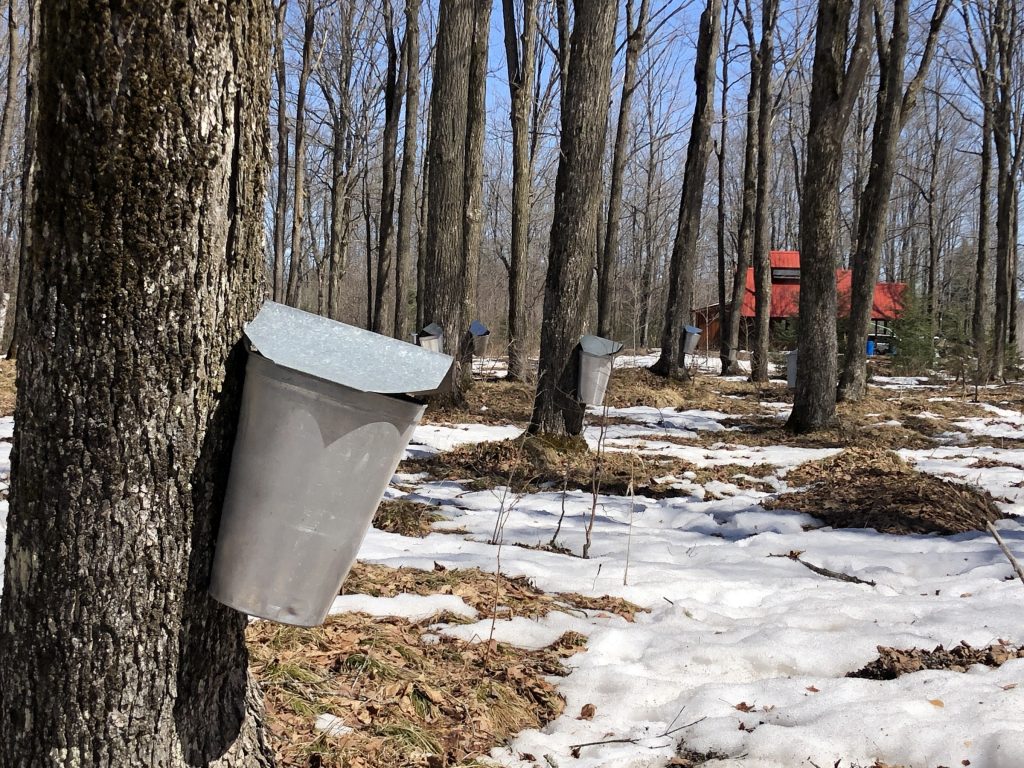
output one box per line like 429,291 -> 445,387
417,322 -> 445,353
578,334 -> 624,406
787,349 -> 798,389
209,302 -> 453,627
469,319 -> 490,356
680,325 -> 703,357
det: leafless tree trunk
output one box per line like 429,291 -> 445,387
503,0 -> 538,380
721,0 -> 760,377
651,0 -> 721,380
0,0 -> 20,173
372,0 -> 406,333
529,0 -> 618,436
750,0 -> 779,383
597,0 -> 650,339
394,0 -> 420,340
787,0 -> 872,433
326,0 -> 354,322
423,0 -> 475,402
0,1 -> 275,763
837,0 -> 949,401
716,0 -> 736,372
285,0 -> 315,307
272,0 -> 289,303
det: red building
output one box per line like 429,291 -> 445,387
694,250 -> 906,348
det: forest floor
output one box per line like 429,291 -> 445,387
249,353 -> 1024,768
3,354 -> 1024,766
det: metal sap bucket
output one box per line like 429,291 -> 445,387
417,322 -> 445,354
209,302 -> 453,627
787,350 -> 798,389
681,325 -> 703,356
578,334 -> 623,406
469,319 -> 490,356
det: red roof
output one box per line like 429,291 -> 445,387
739,267 -> 906,321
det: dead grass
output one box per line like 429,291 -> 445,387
249,613 -> 578,767
424,379 -> 534,425
373,500 -> 445,538
343,561 -> 645,622
0,359 -> 14,417
765,448 -> 1006,535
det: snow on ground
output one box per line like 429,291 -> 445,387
360,390 -> 1024,767
4,373 -> 1024,767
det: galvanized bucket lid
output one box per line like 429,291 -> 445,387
469,320 -> 489,337
684,325 -> 702,335
420,322 -> 444,339
245,301 -> 454,396
580,334 -> 624,358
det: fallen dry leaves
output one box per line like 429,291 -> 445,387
764,448 -> 1005,535
847,641 -> 1024,680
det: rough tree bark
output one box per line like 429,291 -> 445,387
373,0 -> 406,334
0,1 -> 275,765
650,0 -> 721,380
394,0 -> 420,341
750,0 -> 779,384
501,0 -> 536,380
423,0 -> 475,402
529,0 -> 618,436
721,1 -> 760,377
837,0 -> 950,402
786,0 -> 872,433
272,0 -> 289,304
459,0 -> 493,391
285,0 -> 315,307
597,0 -> 650,339
503,0 -> 538,381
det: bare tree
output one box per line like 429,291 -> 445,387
787,0 -> 872,433
502,0 -> 539,380
272,0 -> 289,303
837,0 -> 950,401
598,0 -> 651,339
393,0 -> 420,340
651,0 -> 721,379
529,0 -> 618,436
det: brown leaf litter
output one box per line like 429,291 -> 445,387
402,434 -> 776,498
763,448 -> 1006,535
249,613 -> 580,767
847,642 -> 1024,680
343,561 -> 645,622
373,499 -> 445,538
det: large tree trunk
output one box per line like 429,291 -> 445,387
529,0 -> 618,436
0,2 -> 275,765
503,0 -> 538,381
749,0 -> 779,384
838,0 -> 949,401
721,4 -> 760,378
271,0 -> 289,304
423,0 -> 475,402
393,0 -> 420,341
787,0 -> 871,433
597,0 -> 650,339
0,0 -> 19,175
459,0 -> 493,390
650,0 -> 721,380
373,0 -> 406,334
285,1 -> 315,307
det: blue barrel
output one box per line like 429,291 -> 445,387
866,339 -> 876,356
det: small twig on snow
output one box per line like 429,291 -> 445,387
769,551 -> 876,586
